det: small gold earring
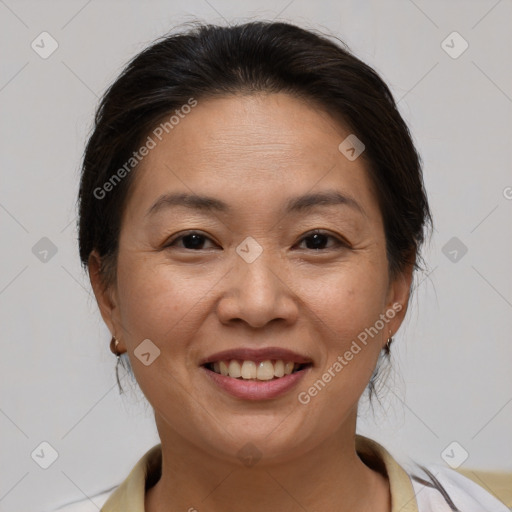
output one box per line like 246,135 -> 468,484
110,336 -> 124,394
385,331 -> 393,353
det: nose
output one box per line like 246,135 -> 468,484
216,248 -> 299,329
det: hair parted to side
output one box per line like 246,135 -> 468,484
77,20 -> 433,399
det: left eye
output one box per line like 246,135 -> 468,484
295,231 -> 347,250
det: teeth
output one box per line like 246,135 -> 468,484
257,360 -> 274,380
228,360 -> 242,378
209,359 -> 304,380
219,361 -> 229,376
241,360 -> 257,379
274,360 -> 284,378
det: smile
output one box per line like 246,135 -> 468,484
200,347 -> 313,400
204,359 -> 310,381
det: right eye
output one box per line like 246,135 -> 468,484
164,231 -> 218,251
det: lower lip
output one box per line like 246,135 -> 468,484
202,366 -> 310,400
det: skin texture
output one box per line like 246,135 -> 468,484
89,92 -> 413,512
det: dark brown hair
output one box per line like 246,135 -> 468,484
77,20 -> 432,398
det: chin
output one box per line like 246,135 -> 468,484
198,412 -> 319,465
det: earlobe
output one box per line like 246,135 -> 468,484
87,250 -> 117,334
394,265 -> 414,309
384,263 -> 414,339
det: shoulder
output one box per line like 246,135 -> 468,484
49,443 -> 162,512
47,488 -> 117,512
410,464 -> 510,512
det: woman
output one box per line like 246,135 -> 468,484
71,21 -> 508,512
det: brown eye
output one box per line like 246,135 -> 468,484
165,231 -> 217,250
296,230 -> 347,251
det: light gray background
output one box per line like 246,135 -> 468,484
1,1 -> 511,511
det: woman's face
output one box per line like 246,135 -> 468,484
90,92 -> 411,464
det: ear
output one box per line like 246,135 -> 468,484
383,261 -> 414,342
88,250 -> 123,345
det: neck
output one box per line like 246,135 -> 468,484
145,415 -> 390,512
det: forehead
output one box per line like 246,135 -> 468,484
122,93 -> 379,223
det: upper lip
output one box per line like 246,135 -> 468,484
200,347 -> 313,365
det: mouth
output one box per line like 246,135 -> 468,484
200,347 -> 313,399
203,359 -> 312,381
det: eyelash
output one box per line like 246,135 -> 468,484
163,229 -> 349,251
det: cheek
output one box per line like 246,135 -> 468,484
305,262 -> 389,339
295,281 -> 387,438
114,257 -> 202,411
115,254 -> 211,354
298,260 -> 389,407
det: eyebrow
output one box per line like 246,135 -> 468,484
145,190 -> 366,218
